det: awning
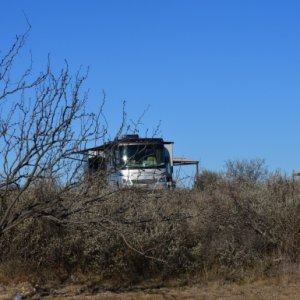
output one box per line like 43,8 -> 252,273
173,158 -> 199,166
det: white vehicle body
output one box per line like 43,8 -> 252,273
85,135 -> 174,188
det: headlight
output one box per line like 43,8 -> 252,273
158,176 -> 167,182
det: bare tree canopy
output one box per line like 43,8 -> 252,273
0,28 -> 192,265
0,28 -> 104,234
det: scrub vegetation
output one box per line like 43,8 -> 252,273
2,29 -> 300,298
2,161 -> 300,289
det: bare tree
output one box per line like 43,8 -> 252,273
0,29 -> 177,265
0,28 -> 105,234
224,158 -> 268,184
0,28 -> 189,268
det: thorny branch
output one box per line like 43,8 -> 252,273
0,28 -> 170,264
0,29 -> 105,234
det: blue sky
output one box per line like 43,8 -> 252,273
1,0 -> 300,175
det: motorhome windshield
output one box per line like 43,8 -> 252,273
119,144 -> 165,169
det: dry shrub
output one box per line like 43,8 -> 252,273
2,161 -> 300,284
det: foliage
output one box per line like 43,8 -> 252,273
1,165 -> 300,284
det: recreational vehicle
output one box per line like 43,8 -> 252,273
84,135 -> 198,188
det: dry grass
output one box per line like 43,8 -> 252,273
2,272 -> 300,299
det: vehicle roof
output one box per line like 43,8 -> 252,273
81,137 -> 173,153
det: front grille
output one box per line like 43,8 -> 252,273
131,179 -> 157,185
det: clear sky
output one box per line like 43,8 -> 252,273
1,0 -> 300,175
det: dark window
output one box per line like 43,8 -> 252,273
118,144 -> 165,169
